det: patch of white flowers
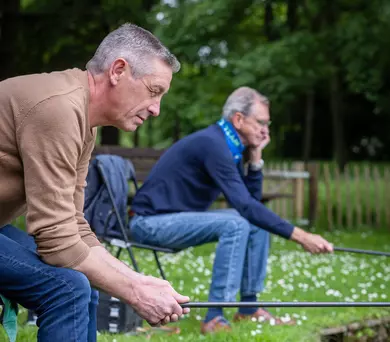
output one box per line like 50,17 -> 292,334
126,233 -> 389,335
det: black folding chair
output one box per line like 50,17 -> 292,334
94,159 -> 179,280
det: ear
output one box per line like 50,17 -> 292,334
231,112 -> 244,129
109,58 -> 127,86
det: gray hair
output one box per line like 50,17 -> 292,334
222,87 -> 269,121
86,23 -> 180,78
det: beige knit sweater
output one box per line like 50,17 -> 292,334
0,68 -> 102,267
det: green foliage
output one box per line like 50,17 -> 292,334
8,0 -> 390,159
233,31 -> 331,101
141,0 -> 390,160
335,2 -> 388,102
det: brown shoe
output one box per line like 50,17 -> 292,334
200,316 -> 232,334
233,308 -> 296,325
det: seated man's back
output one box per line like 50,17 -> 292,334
132,124 -> 228,215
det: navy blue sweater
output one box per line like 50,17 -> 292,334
131,124 -> 295,239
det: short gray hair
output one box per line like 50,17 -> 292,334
222,87 -> 269,121
86,23 -> 180,78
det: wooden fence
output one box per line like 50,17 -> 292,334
319,163 -> 390,230
261,161 -> 390,230
260,162 -> 315,227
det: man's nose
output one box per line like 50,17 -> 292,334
261,125 -> 269,134
148,102 -> 160,117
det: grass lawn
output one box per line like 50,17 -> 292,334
2,227 -> 390,341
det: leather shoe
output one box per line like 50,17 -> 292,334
200,316 -> 232,334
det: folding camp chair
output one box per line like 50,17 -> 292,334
95,159 -> 179,280
0,295 -> 18,342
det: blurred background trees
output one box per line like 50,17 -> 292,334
2,0 -> 390,169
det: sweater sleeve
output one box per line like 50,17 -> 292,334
239,162 -> 263,201
73,132 -> 102,249
204,141 -> 294,239
244,169 -> 263,201
17,97 -> 94,268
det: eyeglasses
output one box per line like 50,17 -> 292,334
240,112 -> 272,127
257,120 -> 272,127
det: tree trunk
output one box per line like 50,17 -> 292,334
323,1 -> 347,170
303,90 -> 315,162
287,0 -> 298,31
142,0 -> 158,12
330,74 -> 347,171
264,0 -> 275,41
101,126 -> 120,145
0,0 -> 20,80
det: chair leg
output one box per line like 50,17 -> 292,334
153,251 -> 166,280
115,247 -> 122,259
126,247 -> 140,273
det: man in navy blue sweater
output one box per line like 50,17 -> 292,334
130,87 -> 333,333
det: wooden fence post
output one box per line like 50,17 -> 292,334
345,165 -> 353,228
283,162 -> 290,219
373,166 -> 382,228
293,162 -> 305,222
323,163 -> 333,231
364,165 -> 372,226
334,165 -> 343,227
354,165 -> 363,228
307,162 -> 319,227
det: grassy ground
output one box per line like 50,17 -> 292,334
2,227 -> 389,342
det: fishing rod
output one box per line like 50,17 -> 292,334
334,246 -> 390,257
179,247 -> 390,309
181,301 -> 390,308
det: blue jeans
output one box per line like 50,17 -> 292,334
130,209 -> 269,302
0,225 -> 99,342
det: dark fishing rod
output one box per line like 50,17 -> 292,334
181,301 -> 390,308
334,246 -> 390,257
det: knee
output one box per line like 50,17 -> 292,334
225,217 -> 251,237
48,270 -> 91,310
67,272 -> 91,304
34,271 -> 92,334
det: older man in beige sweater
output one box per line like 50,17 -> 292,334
0,23 -> 189,342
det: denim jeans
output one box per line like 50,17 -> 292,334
0,225 -> 99,342
130,209 -> 270,302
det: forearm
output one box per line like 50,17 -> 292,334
245,148 -> 264,200
74,246 -> 140,305
233,196 -> 295,238
74,246 -> 191,325
244,169 -> 263,200
91,245 -> 139,279
290,226 -> 306,243
249,150 -> 262,163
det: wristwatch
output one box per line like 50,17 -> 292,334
249,159 -> 264,171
